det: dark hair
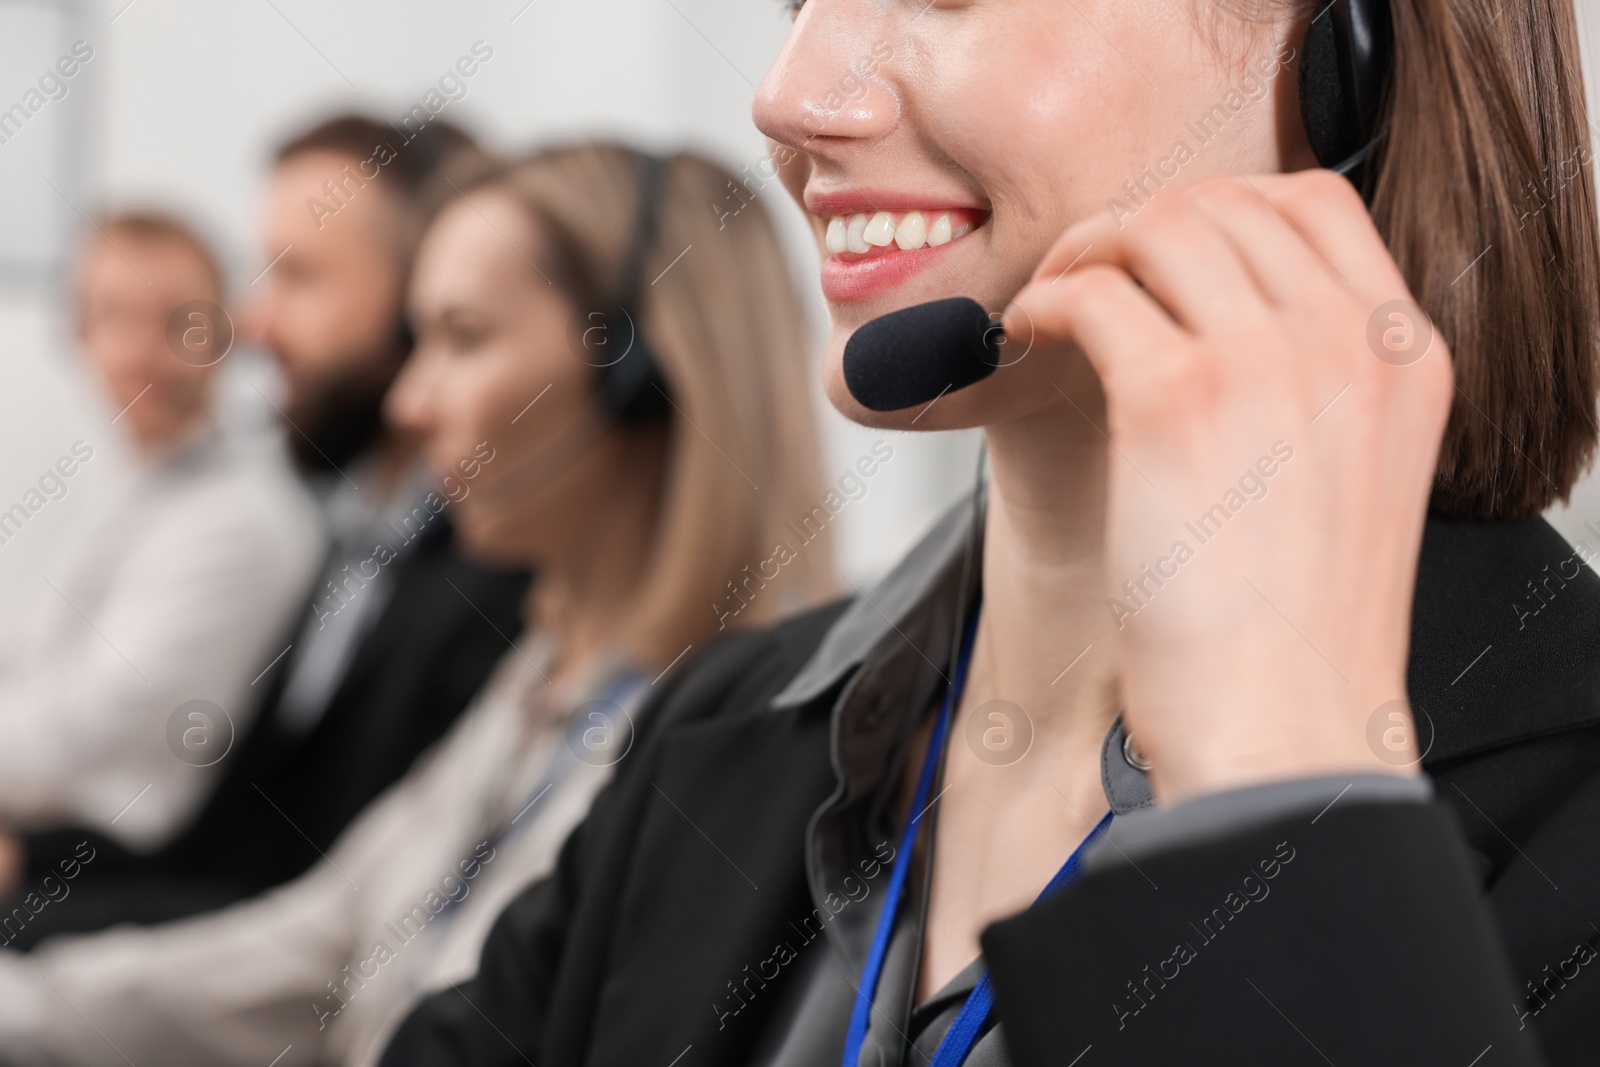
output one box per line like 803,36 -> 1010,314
273,113 -> 495,271
1357,0 -> 1600,517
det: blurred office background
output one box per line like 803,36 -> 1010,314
0,0 -> 1597,625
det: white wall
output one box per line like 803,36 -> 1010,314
0,0 -> 981,619
0,0 -> 1598,624
1543,2 -> 1600,556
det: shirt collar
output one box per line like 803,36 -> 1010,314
770,491 -> 984,711
770,488 -> 1155,815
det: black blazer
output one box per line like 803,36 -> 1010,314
381,513 -> 1600,1066
13,518 -> 529,945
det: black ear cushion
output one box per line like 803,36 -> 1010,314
600,152 -> 674,426
600,324 -> 672,424
1300,8 -> 1360,168
1299,0 -> 1393,193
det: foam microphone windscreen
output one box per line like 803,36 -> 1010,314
842,297 -> 1003,412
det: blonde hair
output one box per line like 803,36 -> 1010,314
467,142 -> 836,667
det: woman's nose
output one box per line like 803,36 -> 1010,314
384,353 -> 438,436
753,0 -> 900,155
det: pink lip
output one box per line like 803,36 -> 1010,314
803,186 -> 986,218
821,242 -> 967,302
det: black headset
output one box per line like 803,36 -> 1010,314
592,151 -> 674,425
1300,0 -> 1393,195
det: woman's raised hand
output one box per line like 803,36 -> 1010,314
1006,171 -> 1455,803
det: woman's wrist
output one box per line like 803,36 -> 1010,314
1143,715 -> 1424,806
1086,771 -> 1432,873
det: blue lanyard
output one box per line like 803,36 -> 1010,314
840,613 -> 1113,1067
502,670 -> 646,835
433,669 -> 647,926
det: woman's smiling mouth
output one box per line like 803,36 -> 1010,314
807,198 -> 989,303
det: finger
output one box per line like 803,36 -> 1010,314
1177,184 -> 1363,414
1030,216 -> 1108,286
1234,170 -> 1411,299
1185,177 -> 1353,311
1048,199 -> 1276,338
1007,263 -> 1191,410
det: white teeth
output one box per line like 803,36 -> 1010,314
825,217 -> 846,255
862,212 -> 896,247
845,213 -> 870,254
820,209 -> 973,255
894,211 -> 927,250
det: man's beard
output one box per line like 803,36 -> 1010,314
282,343 -> 407,475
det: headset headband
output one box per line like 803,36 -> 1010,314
617,152 -> 666,313
598,150 -> 673,425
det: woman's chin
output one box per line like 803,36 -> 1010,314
453,514 -> 533,570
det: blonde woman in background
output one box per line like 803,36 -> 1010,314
0,142 -> 834,1067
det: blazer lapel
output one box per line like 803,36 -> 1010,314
585,701 -> 837,1067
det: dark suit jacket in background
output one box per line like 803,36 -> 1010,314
10,517 -> 529,948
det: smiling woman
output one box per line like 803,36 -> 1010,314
377,1 -> 1600,1066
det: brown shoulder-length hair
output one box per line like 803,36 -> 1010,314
459,143 -> 837,667
1334,0 -> 1599,517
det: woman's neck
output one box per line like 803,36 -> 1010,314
969,397 -> 1121,761
915,396 -> 1122,1000
532,454 -> 661,690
